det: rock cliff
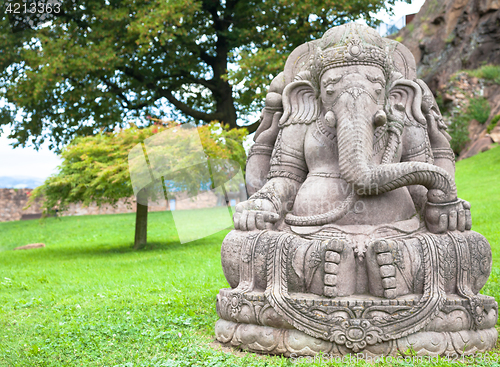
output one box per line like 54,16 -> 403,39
397,0 -> 500,90
396,0 -> 500,158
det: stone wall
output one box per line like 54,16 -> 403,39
0,188 -> 243,222
59,191 -> 223,215
61,198 -> 164,217
0,189 -> 44,222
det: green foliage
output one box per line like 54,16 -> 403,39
449,97 -> 491,154
1,146 -> 500,365
448,115 -> 470,155
467,97 -> 491,124
0,0 -> 406,148
487,115 -> 500,133
466,64 -> 500,84
435,92 -> 447,113
29,122 -> 247,214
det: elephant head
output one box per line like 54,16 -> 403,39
280,24 -> 456,226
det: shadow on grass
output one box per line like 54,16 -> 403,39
15,231 -> 229,262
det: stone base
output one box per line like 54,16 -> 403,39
215,319 -> 498,357
216,289 -> 498,357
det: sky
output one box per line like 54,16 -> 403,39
0,125 -> 62,179
0,0 -> 426,182
375,0 -> 425,23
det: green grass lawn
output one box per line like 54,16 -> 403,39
1,147 -> 500,366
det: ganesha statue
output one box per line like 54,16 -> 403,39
215,23 -> 497,357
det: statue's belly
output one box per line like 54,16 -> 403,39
292,176 -> 417,225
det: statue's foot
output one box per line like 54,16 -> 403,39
366,239 -> 411,299
372,239 -> 398,299
322,239 -> 357,297
323,239 -> 344,297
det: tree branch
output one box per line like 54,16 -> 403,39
117,66 -> 220,121
51,9 -> 90,31
183,74 -> 218,91
202,0 -> 223,31
98,77 -> 149,110
160,72 -> 217,92
156,87 -> 221,122
242,119 -> 260,134
225,0 -> 240,12
199,48 -> 216,67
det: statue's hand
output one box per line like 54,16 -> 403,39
233,199 -> 280,231
424,199 -> 472,234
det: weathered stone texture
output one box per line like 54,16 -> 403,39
216,23 -> 497,357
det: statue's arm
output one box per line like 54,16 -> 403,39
234,123 -> 308,231
426,117 -> 455,178
246,73 -> 286,195
401,82 -> 471,232
423,102 -> 472,232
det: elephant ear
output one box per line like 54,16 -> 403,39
387,79 -> 426,126
279,80 -> 319,127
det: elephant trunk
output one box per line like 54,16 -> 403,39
336,92 -> 376,189
335,91 -> 457,203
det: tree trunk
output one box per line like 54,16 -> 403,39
212,33 -> 238,129
215,80 -> 238,129
134,200 -> 148,249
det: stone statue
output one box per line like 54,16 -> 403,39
215,23 -> 497,357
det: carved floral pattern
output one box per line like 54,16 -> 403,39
328,319 -> 384,352
230,293 -> 243,317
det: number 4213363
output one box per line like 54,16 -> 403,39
5,1 -> 61,14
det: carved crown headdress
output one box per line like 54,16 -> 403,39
310,23 -> 390,80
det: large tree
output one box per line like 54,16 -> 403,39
0,0 -> 403,149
